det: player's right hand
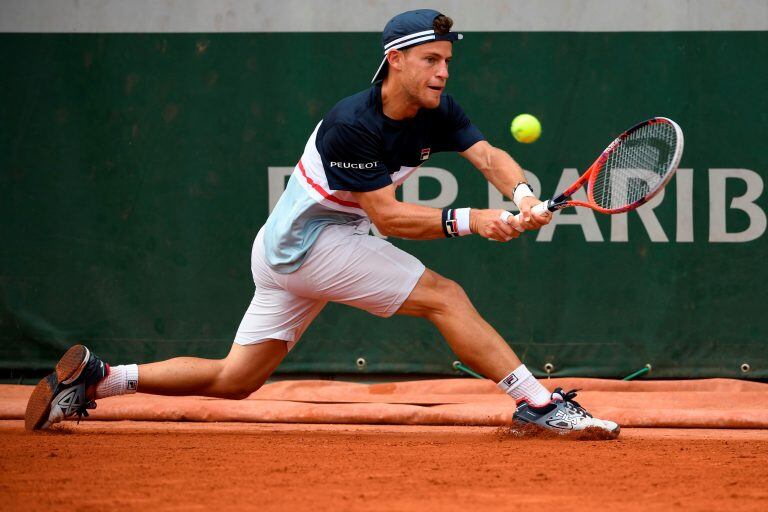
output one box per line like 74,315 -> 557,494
470,209 -> 521,242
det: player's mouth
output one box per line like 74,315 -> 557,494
427,85 -> 444,92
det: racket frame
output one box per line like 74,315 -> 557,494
536,117 -> 684,216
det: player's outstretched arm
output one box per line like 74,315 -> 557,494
460,140 -> 551,230
351,185 -> 522,242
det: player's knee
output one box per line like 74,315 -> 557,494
215,375 -> 265,400
427,276 -> 471,315
220,383 -> 262,400
230,389 -> 255,400
443,278 -> 471,307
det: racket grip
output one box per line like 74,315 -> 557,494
512,200 -> 552,231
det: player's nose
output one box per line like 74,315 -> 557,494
436,60 -> 449,80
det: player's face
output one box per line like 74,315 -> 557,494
400,41 -> 452,109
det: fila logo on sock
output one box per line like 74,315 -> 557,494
420,148 -> 431,160
127,380 -> 138,391
502,374 -> 518,387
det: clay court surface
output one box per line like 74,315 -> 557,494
1,421 -> 767,512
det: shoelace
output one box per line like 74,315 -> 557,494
558,389 -> 593,418
75,400 -> 97,425
73,351 -> 106,425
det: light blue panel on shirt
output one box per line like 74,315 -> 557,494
263,174 -> 368,274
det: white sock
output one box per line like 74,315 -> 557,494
94,364 -> 139,399
497,364 -> 551,406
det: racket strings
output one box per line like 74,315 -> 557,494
591,122 -> 678,211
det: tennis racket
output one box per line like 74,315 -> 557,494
513,117 -> 684,229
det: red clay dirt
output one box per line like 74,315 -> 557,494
1,421 -> 767,512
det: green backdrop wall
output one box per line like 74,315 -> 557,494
1,32 -> 766,378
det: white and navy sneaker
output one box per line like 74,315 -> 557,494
513,388 -> 620,438
25,345 -> 108,431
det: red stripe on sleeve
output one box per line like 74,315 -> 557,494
298,160 -> 362,209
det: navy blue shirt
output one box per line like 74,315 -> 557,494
263,84 -> 484,273
316,83 -> 485,192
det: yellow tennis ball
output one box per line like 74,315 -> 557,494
510,114 -> 541,143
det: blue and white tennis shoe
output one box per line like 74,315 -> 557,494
513,388 -> 620,438
25,345 -> 108,430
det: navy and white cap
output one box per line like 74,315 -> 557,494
371,9 -> 463,83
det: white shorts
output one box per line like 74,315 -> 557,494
233,223 -> 425,350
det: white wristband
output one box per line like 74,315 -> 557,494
455,208 -> 472,236
513,182 -> 535,208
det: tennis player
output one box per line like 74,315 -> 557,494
26,9 -> 619,436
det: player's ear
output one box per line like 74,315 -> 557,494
387,50 -> 404,72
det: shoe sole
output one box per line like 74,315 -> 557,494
511,419 -> 621,440
24,345 -> 89,431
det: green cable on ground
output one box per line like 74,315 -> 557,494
453,361 -> 651,381
622,364 -> 652,381
452,361 -> 484,379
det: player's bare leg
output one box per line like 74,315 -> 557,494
25,340 -> 287,430
137,340 -> 287,399
397,268 -> 619,436
396,269 -> 521,382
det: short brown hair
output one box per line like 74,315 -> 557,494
433,15 -> 453,35
399,14 -> 454,57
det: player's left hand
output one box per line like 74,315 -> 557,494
518,196 -> 552,231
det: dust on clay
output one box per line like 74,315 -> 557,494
495,423 -> 620,441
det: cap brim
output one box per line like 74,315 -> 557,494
371,56 -> 388,83
435,33 -> 462,44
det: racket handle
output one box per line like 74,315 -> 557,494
512,200 -> 552,231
